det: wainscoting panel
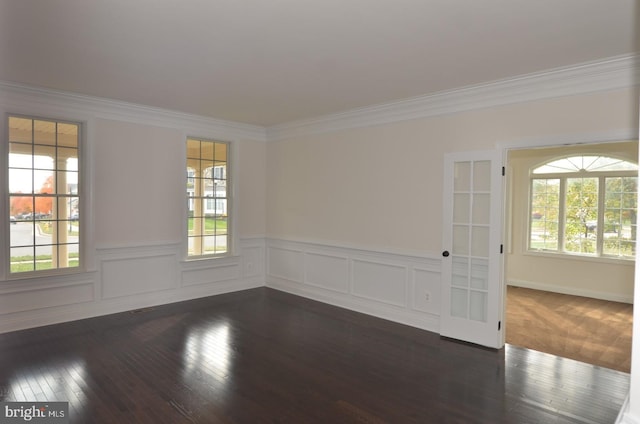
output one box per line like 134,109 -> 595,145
304,252 -> 349,293
241,241 -> 265,280
101,252 -> 178,299
352,259 -> 407,307
0,238 -> 265,334
1,281 -> 95,315
412,267 -> 442,315
182,261 -> 241,287
266,239 -> 441,332
268,246 -> 304,282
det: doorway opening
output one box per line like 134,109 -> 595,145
503,140 -> 637,372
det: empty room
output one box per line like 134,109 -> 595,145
0,1 -> 639,423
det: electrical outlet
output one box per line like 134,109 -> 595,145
425,291 -> 431,302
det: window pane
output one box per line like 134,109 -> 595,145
452,225 -> 469,255
186,138 -> 230,257
57,123 -> 78,148
33,120 -> 56,145
603,176 -> 637,258
33,145 -> 56,169
472,193 -> 490,225
214,235 -> 228,253
10,195 -> 34,222
453,194 -> 470,223
473,160 -> 491,191
533,155 -> 638,173
200,142 -> 215,160
564,177 -> 598,255
529,179 -> 560,251
186,139 -> 201,159
58,147 -> 78,161
34,170 -> 55,194
7,116 -> 81,274
9,169 -> 34,194
469,291 -> 488,322
8,117 -> 33,143
454,162 -> 471,191
11,248 -> 35,273
471,226 -> 489,257
451,256 -> 468,288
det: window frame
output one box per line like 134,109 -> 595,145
527,156 -> 637,261
185,136 -> 233,260
5,113 -> 85,278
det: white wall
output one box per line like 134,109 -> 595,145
0,84 -> 267,333
266,87 -> 639,331
506,142 -> 637,303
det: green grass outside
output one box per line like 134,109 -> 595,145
188,217 -> 227,232
11,258 -> 80,273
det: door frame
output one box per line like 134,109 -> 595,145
498,128 -> 638,344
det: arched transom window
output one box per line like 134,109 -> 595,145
529,155 -> 638,259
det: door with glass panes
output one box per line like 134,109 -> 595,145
441,150 -> 504,348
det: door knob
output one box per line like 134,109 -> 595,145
442,251 -> 450,257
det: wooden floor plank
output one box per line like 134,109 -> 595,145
506,286 -> 633,372
0,287 -> 630,423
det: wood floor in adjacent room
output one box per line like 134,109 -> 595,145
506,286 -> 633,373
0,288 -> 630,423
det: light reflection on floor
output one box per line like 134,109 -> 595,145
182,321 -> 232,390
505,344 -> 626,423
2,358 -> 87,413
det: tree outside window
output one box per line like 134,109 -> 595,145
529,155 -> 637,259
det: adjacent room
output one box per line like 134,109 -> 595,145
505,142 -> 637,373
0,1 -> 638,423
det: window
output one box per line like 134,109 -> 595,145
529,155 -> 638,259
186,138 -> 229,257
7,115 -> 81,274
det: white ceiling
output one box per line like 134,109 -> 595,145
0,0 -> 637,127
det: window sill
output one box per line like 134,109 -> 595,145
4,267 -> 88,282
522,249 -> 635,266
181,253 -> 240,268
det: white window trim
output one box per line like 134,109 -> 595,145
183,136 -> 238,261
3,113 -> 90,280
527,165 -> 638,261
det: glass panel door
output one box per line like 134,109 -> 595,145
441,150 -> 504,348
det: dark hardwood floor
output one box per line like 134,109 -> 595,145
0,288 -> 630,423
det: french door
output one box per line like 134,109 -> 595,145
440,150 -> 504,349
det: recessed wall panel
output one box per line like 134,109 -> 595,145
1,283 -> 94,315
412,268 -> 441,314
268,247 -> 304,282
352,259 -> 407,307
102,254 -> 177,299
305,252 -> 349,293
182,264 -> 240,287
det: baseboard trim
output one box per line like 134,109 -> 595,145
0,279 -> 263,335
508,279 -> 633,304
268,276 -> 439,333
265,238 -> 441,334
616,394 -> 640,424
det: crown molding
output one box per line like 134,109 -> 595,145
2,54 -> 638,143
266,54 -> 640,142
0,81 -> 267,142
